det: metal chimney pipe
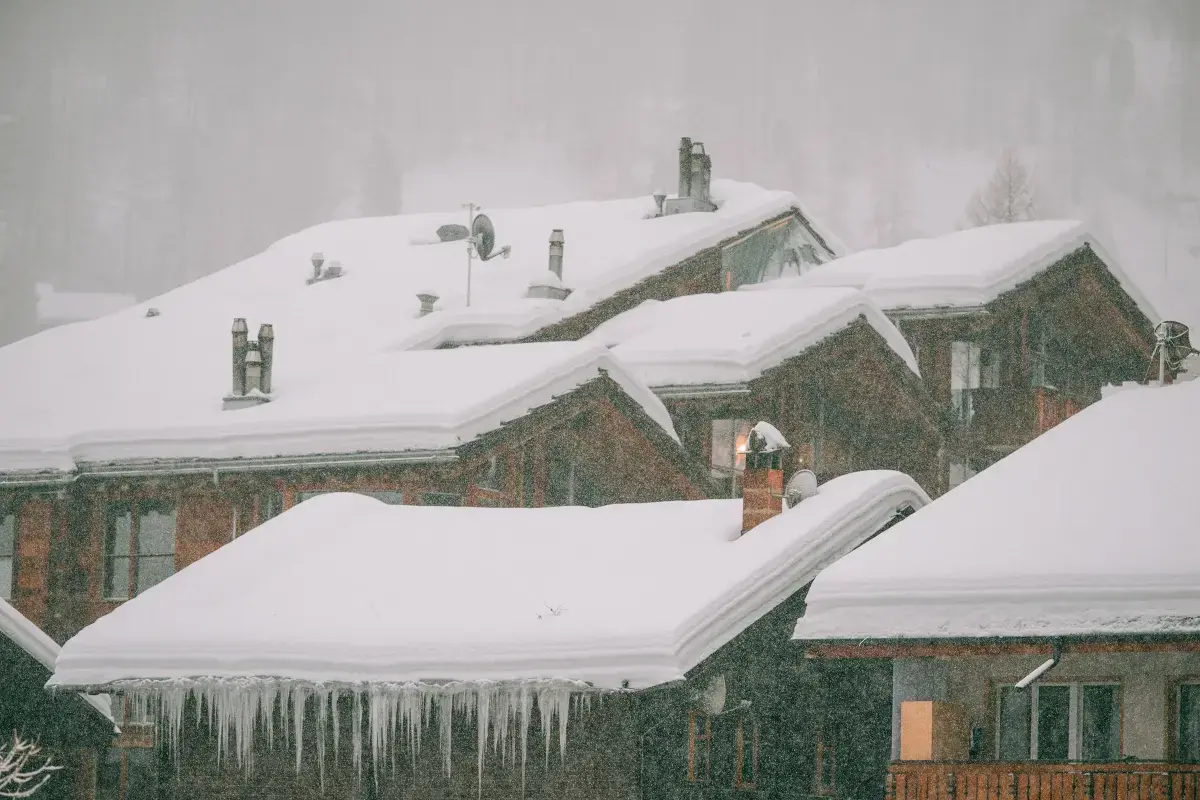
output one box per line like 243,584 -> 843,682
257,323 -> 274,394
311,252 -> 325,281
678,137 -> 693,199
653,192 -> 667,216
231,318 -> 248,396
548,229 -> 565,280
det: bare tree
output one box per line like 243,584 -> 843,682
965,149 -> 1038,226
0,734 -> 61,798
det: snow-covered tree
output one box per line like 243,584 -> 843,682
965,149 -> 1038,226
0,734 -> 61,798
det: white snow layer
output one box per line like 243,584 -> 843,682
751,220 -> 1158,318
51,473 -> 925,777
0,181 -> 808,475
0,341 -> 677,472
35,283 -> 137,325
584,287 -> 919,387
793,378 -> 1200,643
0,596 -> 113,725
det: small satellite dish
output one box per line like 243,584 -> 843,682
1154,320 -> 1199,369
697,675 -> 727,716
784,469 -> 819,509
436,224 -> 470,243
472,214 -> 496,260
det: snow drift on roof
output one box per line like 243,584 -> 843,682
51,471 -> 926,692
35,283 -> 137,324
0,341 -> 677,473
0,181 -> 819,475
793,379 -> 1200,643
753,220 -> 1157,319
585,287 -> 919,387
1,597 -> 113,725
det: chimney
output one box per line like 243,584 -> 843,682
257,323 -> 274,394
231,318 -> 248,396
741,422 -> 791,535
244,345 -> 263,393
653,192 -> 667,216
677,136 -> 693,199
548,229 -> 565,280
311,252 -> 325,281
417,292 -> 439,317
690,141 -> 712,205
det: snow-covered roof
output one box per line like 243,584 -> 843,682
0,181 -> 829,478
584,287 -> 920,389
793,379 -> 1200,643
35,283 -> 136,324
0,341 -> 677,476
755,220 -> 1158,319
1,596 -> 114,725
51,471 -> 926,692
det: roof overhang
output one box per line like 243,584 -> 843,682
651,382 -> 753,400
801,633 -> 1200,660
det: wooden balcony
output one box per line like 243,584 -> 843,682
888,762 -> 1200,800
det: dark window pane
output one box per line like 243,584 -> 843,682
1180,685 -> 1200,763
0,513 -> 14,555
96,747 -> 123,800
546,455 -> 573,506
105,506 -> 133,557
522,451 -> 535,507
135,555 -> 174,595
261,491 -> 284,520
1081,685 -> 1121,761
297,490 -> 329,503
998,686 -> 1032,760
1036,686 -> 1070,760
104,556 -> 131,600
477,455 -> 507,492
360,491 -> 404,505
138,504 -> 175,557
0,556 -> 12,601
124,748 -> 158,800
421,493 -> 461,507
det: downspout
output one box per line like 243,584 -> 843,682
1015,641 -> 1064,689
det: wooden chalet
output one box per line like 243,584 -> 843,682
586,286 -> 944,497
47,446 -> 928,800
782,220 -> 1161,488
0,597 -> 115,800
793,379 -> 1200,800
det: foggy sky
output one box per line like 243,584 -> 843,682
1,0 -> 1199,345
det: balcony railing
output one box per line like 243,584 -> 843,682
888,762 -> 1200,800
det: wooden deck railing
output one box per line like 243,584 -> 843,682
888,762 -> 1200,800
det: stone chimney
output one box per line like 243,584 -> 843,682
417,292 -> 440,317
257,323 -> 275,394
224,318 -> 274,410
741,421 -> 791,534
663,137 -> 717,215
231,318 -> 248,396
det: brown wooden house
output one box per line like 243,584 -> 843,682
793,378 -> 1200,800
782,220 -> 1161,489
586,286 -> 945,497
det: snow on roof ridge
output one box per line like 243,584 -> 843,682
0,597 -> 114,725
49,471 -> 927,691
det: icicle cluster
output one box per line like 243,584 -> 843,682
110,677 -> 602,796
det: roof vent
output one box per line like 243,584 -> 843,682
784,469 -> 820,508
307,252 -> 347,285
526,229 -> 572,300
144,307 -> 160,318
223,318 -> 274,410
417,292 -> 440,317
662,137 -> 716,216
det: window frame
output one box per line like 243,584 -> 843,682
994,680 -> 1122,762
687,712 -> 712,783
103,500 -> 177,601
734,717 -> 759,790
0,507 -> 16,602
711,418 -> 754,499
1174,679 -> 1200,763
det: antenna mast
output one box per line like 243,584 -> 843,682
463,202 -> 478,307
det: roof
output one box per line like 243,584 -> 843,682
584,287 -> 920,389
35,283 -> 136,324
0,181 -> 830,478
50,471 -> 927,692
793,379 -> 1200,644
756,220 -> 1158,319
0,341 -> 677,476
1,597 -> 114,726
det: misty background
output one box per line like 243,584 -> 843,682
1,0 -> 1199,346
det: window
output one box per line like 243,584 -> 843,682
547,454 -> 576,506
951,341 -> 1001,422
722,217 -> 828,288
104,502 -> 176,601
948,456 -> 978,489
734,718 -> 759,789
477,454 -> 508,493
0,511 -> 14,601
996,682 -> 1121,761
687,712 -> 712,783
298,490 -> 403,505
711,419 -> 754,498
1177,683 -> 1200,763
421,492 -> 461,507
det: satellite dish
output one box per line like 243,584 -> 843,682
436,224 -> 470,243
1154,321 -> 1199,369
697,675 -> 727,716
784,469 -> 819,509
472,214 -> 496,260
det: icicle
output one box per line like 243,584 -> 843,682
316,691 -> 328,792
476,687 -> 491,800
439,693 -> 454,778
537,687 -> 553,770
292,685 -> 307,774
352,691 -> 364,781
331,688 -> 341,763
519,685 -> 532,798
555,687 -> 571,764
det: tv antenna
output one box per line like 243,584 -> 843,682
460,204 -> 512,306
1151,320 -> 1198,384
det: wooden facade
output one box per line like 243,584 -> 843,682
888,761 -> 1200,800
2,377 -> 708,643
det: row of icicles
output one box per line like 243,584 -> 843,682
116,678 -> 602,796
